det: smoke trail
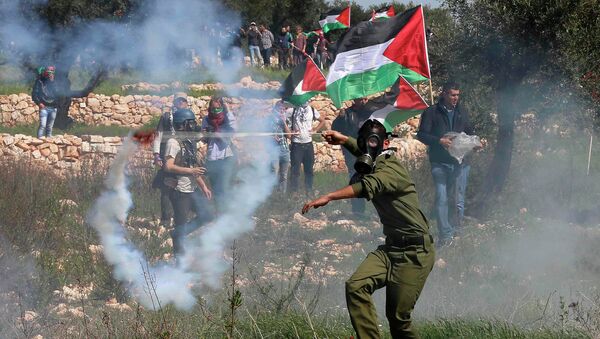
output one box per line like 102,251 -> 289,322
87,115 -> 277,309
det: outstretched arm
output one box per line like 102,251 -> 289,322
302,185 -> 357,214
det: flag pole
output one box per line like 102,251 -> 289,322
428,78 -> 434,104
587,133 -> 593,176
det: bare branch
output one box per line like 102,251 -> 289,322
71,65 -> 107,98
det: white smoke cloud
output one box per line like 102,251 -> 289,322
0,0 -> 244,84
87,116 -> 277,310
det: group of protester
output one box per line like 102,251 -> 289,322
242,22 -> 331,69
30,66 -> 475,337
151,81 -> 474,256
151,95 -> 327,255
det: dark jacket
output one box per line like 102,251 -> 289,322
247,28 -> 262,46
417,99 -> 473,164
31,78 -> 57,107
331,105 -> 372,139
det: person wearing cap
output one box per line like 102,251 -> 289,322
247,22 -> 262,66
152,95 -> 190,226
32,66 -> 58,138
302,121 -> 434,339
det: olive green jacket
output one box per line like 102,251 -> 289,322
344,137 -> 430,237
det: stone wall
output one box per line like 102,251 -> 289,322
0,93 -> 348,128
0,132 -> 426,173
0,90 -> 427,173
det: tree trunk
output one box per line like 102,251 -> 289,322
472,88 -> 517,216
52,64 -> 106,130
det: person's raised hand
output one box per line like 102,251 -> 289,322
321,130 -> 348,145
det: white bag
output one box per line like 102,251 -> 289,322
445,132 -> 481,164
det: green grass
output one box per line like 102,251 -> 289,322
0,82 -> 31,95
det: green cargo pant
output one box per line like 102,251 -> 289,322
345,237 -> 435,339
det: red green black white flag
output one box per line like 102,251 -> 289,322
369,76 -> 428,132
319,7 -> 351,34
280,57 -> 326,106
303,29 -> 323,39
370,6 -> 395,21
326,5 -> 431,107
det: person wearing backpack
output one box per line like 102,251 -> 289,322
286,101 -> 326,195
163,108 -> 214,256
152,96 -> 189,226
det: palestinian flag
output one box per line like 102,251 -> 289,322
326,5 -> 430,107
319,7 -> 351,34
280,57 -> 326,106
370,6 -> 395,21
303,29 -> 323,39
370,76 -> 428,132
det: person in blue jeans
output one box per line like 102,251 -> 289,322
417,82 -> 474,246
246,22 -> 262,66
32,66 -> 58,138
456,163 -> 471,227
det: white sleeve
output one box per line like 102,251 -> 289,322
152,130 -> 163,155
312,107 -> 320,120
164,139 -> 180,160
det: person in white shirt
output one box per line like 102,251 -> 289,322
163,108 -> 214,256
286,101 -> 326,195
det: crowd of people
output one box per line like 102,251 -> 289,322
150,82 -> 477,258
239,22 -> 332,69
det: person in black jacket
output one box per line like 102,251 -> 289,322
417,82 -> 474,246
331,97 -> 372,217
32,66 -> 58,138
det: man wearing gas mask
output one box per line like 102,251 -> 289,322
302,119 -> 434,339
163,108 -> 214,257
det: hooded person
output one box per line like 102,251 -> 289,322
302,120 -> 435,339
163,108 -> 215,256
32,66 -> 57,138
200,96 -> 237,212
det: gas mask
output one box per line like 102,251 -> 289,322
354,119 -> 388,174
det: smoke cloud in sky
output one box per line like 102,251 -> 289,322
0,0 -> 243,84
